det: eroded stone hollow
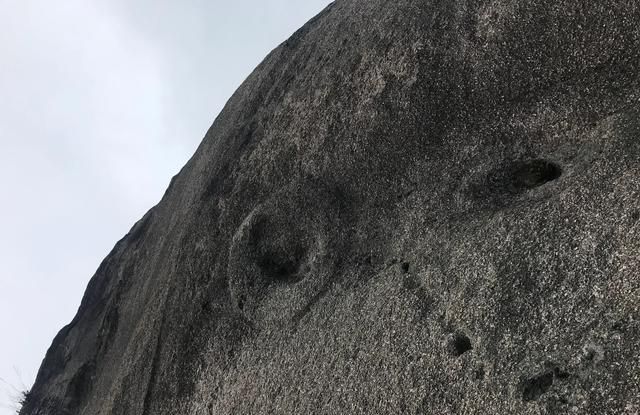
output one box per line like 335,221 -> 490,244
228,209 -> 317,321
227,179 -> 346,326
483,158 -> 564,200
509,159 -> 562,192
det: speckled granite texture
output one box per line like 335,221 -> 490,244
22,1 -> 640,414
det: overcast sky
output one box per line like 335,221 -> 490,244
0,1 -> 331,411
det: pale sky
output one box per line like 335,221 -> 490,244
0,1 -> 331,412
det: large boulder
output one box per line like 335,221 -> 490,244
22,1 -> 640,414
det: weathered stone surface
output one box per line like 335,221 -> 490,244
22,1 -> 640,414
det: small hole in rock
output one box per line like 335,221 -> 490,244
401,262 -> 410,273
522,371 -> 554,402
448,333 -> 472,357
511,159 -> 562,192
631,211 -> 639,222
474,365 -> 485,380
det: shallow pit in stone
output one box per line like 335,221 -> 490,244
448,333 -> 472,357
509,159 -> 562,192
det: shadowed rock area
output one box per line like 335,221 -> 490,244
21,1 -> 640,414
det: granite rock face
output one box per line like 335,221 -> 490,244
22,1 -> 640,414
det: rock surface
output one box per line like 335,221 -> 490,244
22,1 -> 640,414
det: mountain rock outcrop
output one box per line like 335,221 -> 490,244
22,1 -> 640,414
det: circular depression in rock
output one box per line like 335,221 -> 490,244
227,205 -> 333,325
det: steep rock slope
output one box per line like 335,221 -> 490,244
22,1 -> 640,414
